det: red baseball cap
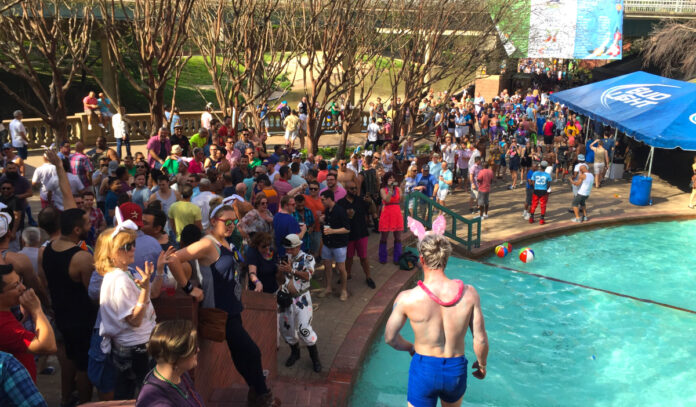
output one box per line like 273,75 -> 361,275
119,202 -> 143,228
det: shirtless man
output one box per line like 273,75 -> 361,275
385,233 -> 488,407
337,159 -> 358,189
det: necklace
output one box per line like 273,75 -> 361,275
154,367 -> 187,399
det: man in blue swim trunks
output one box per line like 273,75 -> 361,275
385,233 -> 489,407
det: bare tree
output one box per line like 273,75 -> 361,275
190,0 -> 297,132
643,19 -> 696,80
384,0 -> 513,141
286,0 -> 396,154
0,0 -> 94,144
97,0 -> 195,135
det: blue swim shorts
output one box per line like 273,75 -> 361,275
408,353 -> 468,407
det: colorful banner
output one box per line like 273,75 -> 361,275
494,0 -> 624,60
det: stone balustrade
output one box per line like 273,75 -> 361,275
2,109 -> 371,149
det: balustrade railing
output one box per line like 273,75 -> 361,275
1,110 -> 371,150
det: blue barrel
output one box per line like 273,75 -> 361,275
629,175 -> 652,206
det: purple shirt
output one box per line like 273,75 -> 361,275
146,136 -> 171,168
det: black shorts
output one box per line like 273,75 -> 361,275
62,327 -> 93,370
572,194 -> 588,208
526,188 -> 533,205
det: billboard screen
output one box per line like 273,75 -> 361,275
495,0 -> 624,60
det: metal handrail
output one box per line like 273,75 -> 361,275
402,190 -> 481,253
624,0 -> 696,15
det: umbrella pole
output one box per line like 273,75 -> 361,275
647,146 -> 655,178
607,128 -> 618,178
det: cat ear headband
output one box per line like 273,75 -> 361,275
407,214 -> 446,242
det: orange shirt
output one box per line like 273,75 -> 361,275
303,194 -> 324,231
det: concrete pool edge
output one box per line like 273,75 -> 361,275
326,262 -> 420,406
466,211 -> 696,258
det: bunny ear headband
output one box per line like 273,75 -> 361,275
209,195 -> 245,220
0,202 -> 12,238
407,214 -> 446,242
111,206 -> 139,238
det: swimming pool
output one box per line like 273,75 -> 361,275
484,219 -> 696,311
350,221 -> 696,406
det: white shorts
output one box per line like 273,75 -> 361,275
285,129 -> 298,141
437,188 -> 449,201
593,162 -> 605,175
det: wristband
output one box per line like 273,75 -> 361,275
182,281 -> 194,294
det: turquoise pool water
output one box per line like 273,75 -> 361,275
485,219 -> 696,311
350,224 -> 696,406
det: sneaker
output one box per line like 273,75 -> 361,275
571,217 -> 582,223
522,210 -> 527,217
689,204 -> 695,209
366,278 -> 376,289
523,213 -> 530,220
482,214 -> 489,219
98,123 -> 105,129
539,219 -> 546,225
582,216 -> 588,222
87,124 -> 92,130
528,216 -> 534,224
340,291 -> 348,301
508,185 -> 513,190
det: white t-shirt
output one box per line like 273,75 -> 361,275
367,123 -> 380,142
112,113 -> 126,139
201,111 -> 213,130
441,144 -> 456,164
572,162 -> 589,195
578,173 -> 594,196
67,172 -> 85,195
468,149 -> 481,169
31,163 -> 57,201
9,119 -> 27,147
99,268 -> 156,347
192,191 -> 218,230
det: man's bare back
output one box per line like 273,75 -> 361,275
398,278 -> 476,358
384,232 -> 488,406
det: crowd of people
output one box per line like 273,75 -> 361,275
0,82 -> 639,406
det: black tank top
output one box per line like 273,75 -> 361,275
43,243 -> 98,332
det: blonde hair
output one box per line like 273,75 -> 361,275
407,165 -> 417,178
417,233 -> 452,270
94,228 -> 137,275
147,320 -> 198,364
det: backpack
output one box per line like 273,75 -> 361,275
398,247 -> 420,271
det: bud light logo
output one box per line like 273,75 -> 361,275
600,84 -> 679,109
690,113 -> 696,125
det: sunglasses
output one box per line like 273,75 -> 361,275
0,187 -> 11,190
309,187 -> 319,191
119,242 -> 136,252
217,218 -> 236,227
136,165 -> 147,168
259,201 -> 268,205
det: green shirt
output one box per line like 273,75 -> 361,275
189,133 -> 208,149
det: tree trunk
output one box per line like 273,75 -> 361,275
52,116 -> 70,147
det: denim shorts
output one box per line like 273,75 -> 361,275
321,245 -> 347,263
408,353 -> 468,407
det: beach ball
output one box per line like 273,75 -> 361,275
519,248 -> 535,263
495,242 -> 512,257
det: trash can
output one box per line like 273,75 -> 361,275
629,175 -> 652,206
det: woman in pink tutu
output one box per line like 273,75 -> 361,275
378,171 -> 404,264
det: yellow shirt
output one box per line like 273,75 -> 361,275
167,201 -> 202,242
284,115 -> 300,132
